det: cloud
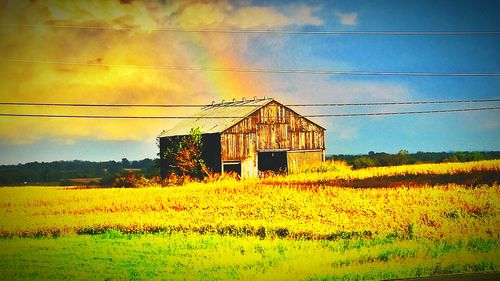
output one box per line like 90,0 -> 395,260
280,4 -> 324,27
226,7 -> 294,28
0,0 -> 324,145
270,76 -> 411,104
329,123 -> 359,140
155,1 -> 323,29
267,75 -> 413,139
335,11 -> 358,26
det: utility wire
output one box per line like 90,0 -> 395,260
306,107 -> 500,117
4,24 -> 500,36
3,59 -> 500,77
1,106 -> 498,119
0,102 -> 205,108
289,99 -> 500,106
1,99 -> 499,108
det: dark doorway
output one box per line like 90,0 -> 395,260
258,151 -> 288,172
223,162 -> 241,177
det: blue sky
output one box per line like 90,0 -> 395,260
0,0 -> 499,164
250,0 -> 500,155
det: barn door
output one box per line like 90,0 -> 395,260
258,151 -> 287,173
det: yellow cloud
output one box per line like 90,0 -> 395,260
0,0 -> 322,144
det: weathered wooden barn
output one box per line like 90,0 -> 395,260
159,97 -> 325,178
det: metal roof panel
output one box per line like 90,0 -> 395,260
160,98 -> 273,137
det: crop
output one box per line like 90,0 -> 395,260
0,160 -> 499,280
0,160 -> 498,240
267,159 -> 500,184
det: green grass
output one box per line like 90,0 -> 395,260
0,232 -> 498,280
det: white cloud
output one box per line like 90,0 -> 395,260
270,76 -> 411,105
225,4 -> 323,28
330,123 -> 359,140
282,4 -> 324,26
160,2 -> 323,29
335,11 -> 358,26
226,7 -> 294,28
267,75 -> 413,139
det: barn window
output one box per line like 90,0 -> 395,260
223,161 -> 241,177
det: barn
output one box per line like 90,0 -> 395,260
158,97 -> 326,178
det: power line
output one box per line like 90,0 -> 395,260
4,24 -> 500,36
289,99 -> 500,106
0,102 -> 205,108
306,107 -> 500,117
1,99 -> 499,108
1,106 -> 498,119
3,58 -> 500,77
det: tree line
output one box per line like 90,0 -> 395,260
0,150 -> 498,186
0,159 -> 158,186
332,151 -> 500,169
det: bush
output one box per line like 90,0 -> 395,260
161,127 -> 209,181
100,171 -> 159,188
305,160 -> 352,173
353,157 -> 377,169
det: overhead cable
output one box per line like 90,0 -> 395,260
1,99 -> 499,108
3,59 -> 500,77
4,24 -> 500,36
1,106 -> 498,119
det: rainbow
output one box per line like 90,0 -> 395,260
180,32 -> 266,100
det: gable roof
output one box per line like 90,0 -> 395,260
160,98 -> 273,137
159,97 -> 326,137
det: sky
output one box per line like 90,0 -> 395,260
0,0 -> 499,164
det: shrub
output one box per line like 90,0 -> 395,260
353,157 -> 377,169
161,127 -> 209,181
100,170 -> 159,188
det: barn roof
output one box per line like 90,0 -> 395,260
160,98 -> 273,137
160,97 -> 326,137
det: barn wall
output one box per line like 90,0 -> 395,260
287,150 -> 324,173
241,156 -> 258,178
221,101 -> 325,177
201,133 -> 222,173
220,133 -> 256,160
222,101 -> 325,159
256,101 -> 324,151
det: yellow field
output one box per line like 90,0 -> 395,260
269,159 -> 500,183
1,160 -> 499,240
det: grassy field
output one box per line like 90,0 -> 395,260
1,233 -> 497,280
0,160 -> 499,280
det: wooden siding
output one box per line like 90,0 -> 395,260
287,150 -> 323,173
221,101 -> 324,161
241,157 -> 258,178
220,133 -> 257,160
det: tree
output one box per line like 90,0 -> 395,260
176,128 -> 206,179
162,127 -> 208,180
121,158 -> 130,168
394,149 -> 409,165
353,157 -> 377,169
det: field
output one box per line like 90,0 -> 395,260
0,160 -> 499,280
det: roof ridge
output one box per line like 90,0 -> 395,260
160,98 -> 273,137
206,97 -> 272,107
